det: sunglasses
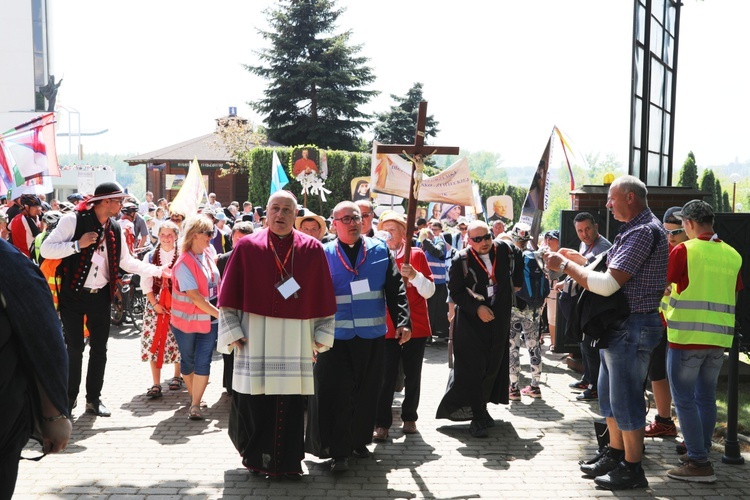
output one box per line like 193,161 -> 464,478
667,228 -> 685,236
469,233 -> 493,243
360,212 -> 374,219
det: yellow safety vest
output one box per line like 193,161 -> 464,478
666,238 -> 741,348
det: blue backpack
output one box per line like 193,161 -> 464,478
515,250 -> 550,310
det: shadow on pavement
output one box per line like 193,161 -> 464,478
436,420 -> 544,470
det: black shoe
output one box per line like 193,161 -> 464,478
330,458 -> 349,473
576,388 -> 598,401
469,419 -> 488,438
594,461 -> 648,490
85,400 -> 111,417
478,411 -> 495,428
351,446 -> 371,459
580,453 -> 621,478
676,442 -> 687,454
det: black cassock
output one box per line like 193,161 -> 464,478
436,240 -> 521,420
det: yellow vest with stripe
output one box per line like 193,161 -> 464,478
666,238 -> 741,348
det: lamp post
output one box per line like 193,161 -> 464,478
729,173 -> 741,213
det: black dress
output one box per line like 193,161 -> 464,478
436,240 -> 521,420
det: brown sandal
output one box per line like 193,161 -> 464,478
146,385 -> 162,399
168,377 -> 183,391
188,405 -> 203,420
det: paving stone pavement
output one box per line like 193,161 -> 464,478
15,326 -> 750,499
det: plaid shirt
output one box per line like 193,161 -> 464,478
606,208 -> 668,313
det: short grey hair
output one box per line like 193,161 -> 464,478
613,175 -> 648,202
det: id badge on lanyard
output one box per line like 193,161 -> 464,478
276,276 -> 301,299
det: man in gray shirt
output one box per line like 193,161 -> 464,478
561,212 -> 611,401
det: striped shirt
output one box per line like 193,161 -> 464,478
607,208 -> 668,313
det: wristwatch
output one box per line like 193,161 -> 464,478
559,260 -> 569,272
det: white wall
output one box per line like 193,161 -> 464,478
0,0 -> 36,116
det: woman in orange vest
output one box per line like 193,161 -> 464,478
171,216 -> 221,420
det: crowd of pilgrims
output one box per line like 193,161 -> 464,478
2,182 -> 557,484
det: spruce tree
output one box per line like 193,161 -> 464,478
677,151 -> 698,189
723,191 -> 731,212
714,179 -> 723,212
247,0 -> 377,151
699,169 -> 716,206
373,83 -> 440,146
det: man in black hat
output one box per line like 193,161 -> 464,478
41,181 -> 168,417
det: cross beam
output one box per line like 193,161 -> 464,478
376,101 -> 459,267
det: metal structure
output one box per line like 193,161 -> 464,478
629,0 -> 683,186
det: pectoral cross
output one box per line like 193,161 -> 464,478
377,101 -> 459,266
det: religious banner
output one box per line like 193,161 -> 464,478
170,157 -> 208,217
290,146 -> 319,177
350,177 -> 371,201
518,136 -> 552,245
371,142 -> 473,206
486,195 -> 514,223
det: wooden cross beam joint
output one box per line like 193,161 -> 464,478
375,101 -> 459,268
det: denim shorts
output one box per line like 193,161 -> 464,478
598,312 -> 663,431
171,323 -> 217,376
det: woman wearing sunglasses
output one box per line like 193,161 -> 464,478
170,216 -> 221,420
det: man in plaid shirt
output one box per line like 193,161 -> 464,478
545,175 -> 668,490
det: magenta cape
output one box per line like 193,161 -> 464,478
218,228 -> 337,319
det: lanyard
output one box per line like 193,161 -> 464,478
268,232 -> 294,278
336,238 -> 367,275
470,246 -> 496,284
187,250 -> 216,287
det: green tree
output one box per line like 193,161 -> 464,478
372,83 -> 439,145
722,191 -> 731,212
211,116 -> 267,173
714,179 -> 723,212
700,169 -> 716,206
677,151 -> 698,188
247,0 -> 377,151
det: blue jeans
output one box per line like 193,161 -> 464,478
172,323 -> 217,376
668,347 -> 725,461
598,313 -> 663,431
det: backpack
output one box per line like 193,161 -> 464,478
515,250 -> 550,310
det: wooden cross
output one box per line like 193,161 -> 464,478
377,101 -> 459,266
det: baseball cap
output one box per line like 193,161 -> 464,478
544,229 -> 560,240
663,206 -> 683,224
674,200 -> 714,222
214,212 -> 227,221
121,202 -> 138,214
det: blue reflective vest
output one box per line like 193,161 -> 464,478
424,237 -> 449,285
324,237 -> 389,340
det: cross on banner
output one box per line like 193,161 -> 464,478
376,101 -> 459,266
